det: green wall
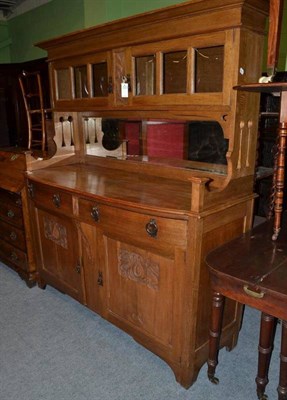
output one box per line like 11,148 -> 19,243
0,0 -> 286,69
1,0 -> 188,63
83,0 -> 187,28
7,0 -> 85,62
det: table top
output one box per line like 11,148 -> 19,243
205,214 -> 287,319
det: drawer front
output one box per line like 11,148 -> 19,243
0,200 -> 23,228
29,182 -> 73,216
78,198 -> 187,252
0,188 -> 22,207
0,220 -> 26,251
0,239 -> 28,271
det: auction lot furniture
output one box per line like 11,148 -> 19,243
23,0 -> 269,388
206,215 -> 287,399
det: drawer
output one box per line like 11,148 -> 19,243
0,219 -> 26,251
0,188 -> 22,207
0,199 -> 23,228
29,181 -> 74,216
78,198 -> 187,251
0,239 -> 28,271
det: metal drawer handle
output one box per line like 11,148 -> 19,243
10,252 -> 18,261
91,206 -> 100,222
145,219 -> 158,238
7,209 -> 15,218
243,285 -> 264,299
10,231 -> 17,241
52,193 -> 61,208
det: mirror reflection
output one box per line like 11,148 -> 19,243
84,117 -> 228,172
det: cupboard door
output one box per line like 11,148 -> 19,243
78,222 -> 105,315
104,237 -> 184,349
35,208 -> 84,302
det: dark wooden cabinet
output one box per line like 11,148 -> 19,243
0,150 -> 36,286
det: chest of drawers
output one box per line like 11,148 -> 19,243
0,150 -> 36,286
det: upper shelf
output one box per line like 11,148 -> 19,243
234,82 -> 287,93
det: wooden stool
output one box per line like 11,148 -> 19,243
205,215 -> 287,399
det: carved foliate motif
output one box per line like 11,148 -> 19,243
43,216 -> 68,249
118,248 -> 159,290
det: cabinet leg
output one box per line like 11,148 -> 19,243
207,291 -> 225,384
37,278 -> 47,290
256,313 -> 276,399
277,320 -> 287,400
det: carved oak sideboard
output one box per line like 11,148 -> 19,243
24,0 -> 269,388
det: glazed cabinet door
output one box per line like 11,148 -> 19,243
113,30 -> 233,108
50,52 -> 112,109
34,208 -> 85,302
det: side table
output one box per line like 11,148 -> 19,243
205,215 -> 287,399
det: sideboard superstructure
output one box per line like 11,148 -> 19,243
25,0 -> 269,388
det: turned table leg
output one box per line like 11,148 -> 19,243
272,122 -> 287,240
277,320 -> 287,400
207,291 -> 225,384
256,313 -> 277,399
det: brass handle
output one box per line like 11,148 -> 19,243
52,193 -> 61,208
145,219 -> 158,238
10,252 -> 18,262
7,210 -> 15,218
91,206 -> 100,222
243,285 -> 264,299
75,264 -> 81,274
10,231 -> 17,241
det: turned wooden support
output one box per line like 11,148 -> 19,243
207,291 -> 225,384
256,313 -> 277,399
278,320 -> 287,400
267,0 -> 284,73
272,122 -> 287,240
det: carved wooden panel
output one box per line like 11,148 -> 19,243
118,248 -> 159,290
44,216 -> 68,249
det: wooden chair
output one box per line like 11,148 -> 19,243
18,70 -> 51,151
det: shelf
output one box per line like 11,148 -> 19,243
234,82 -> 287,94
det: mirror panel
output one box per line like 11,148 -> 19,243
84,117 -> 228,172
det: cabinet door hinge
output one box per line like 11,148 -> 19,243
97,271 -> 104,286
75,259 -> 81,274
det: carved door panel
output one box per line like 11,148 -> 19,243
104,237 -> 184,349
35,208 -> 84,302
